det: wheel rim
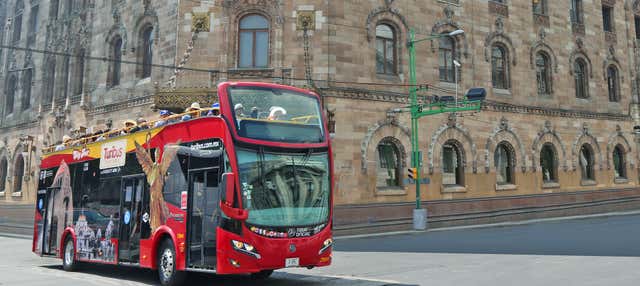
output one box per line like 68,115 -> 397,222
160,248 -> 174,280
64,240 -> 74,266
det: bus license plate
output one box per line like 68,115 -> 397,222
285,257 -> 299,268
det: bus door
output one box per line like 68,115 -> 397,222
187,168 -> 220,268
118,176 -> 147,263
40,187 -> 60,256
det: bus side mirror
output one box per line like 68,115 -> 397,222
220,172 -> 249,221
220,172 -> 235,206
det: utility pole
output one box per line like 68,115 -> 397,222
406,28 -> 485,230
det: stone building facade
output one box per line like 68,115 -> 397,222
2,0 -> 640,229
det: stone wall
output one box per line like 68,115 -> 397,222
1,0 -> 640,219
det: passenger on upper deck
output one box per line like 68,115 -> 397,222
182,102 -> 202,121
268,106 -> 287,120
121,120 -> 137,135
207,102 -> 220,116
234,104 -> 245,117
55,135 -> 72,151
154,110 -> 172,127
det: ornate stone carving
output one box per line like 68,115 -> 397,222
485,116 -> 527,173
572,123 -> 603,171
428,118 -> 477,174
568,37 -> 593,78
365,4 -> 409,42
484,17 -> 516,66
488,1 -> 508,17
606,127 -> 634,170
360,115 -> 411,173
430,6 -> 469,58
532,121 -> 568,172
530,28 -> 558,73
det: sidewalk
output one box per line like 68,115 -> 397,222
0,203 -> 33,236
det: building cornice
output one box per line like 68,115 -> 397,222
322,87 -> 632,121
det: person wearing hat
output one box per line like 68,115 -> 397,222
182,102 -> 202,121
154,110 -> 172,127
130,117 -> 149,133
268,106 -> 287,120
121,119 -> 137,135
250,107 -> 259,119
55,135 -> 72,151
234,103 -> 245,117
207,102 -> 221,116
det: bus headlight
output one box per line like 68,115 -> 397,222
319,238 -> 333,254
231,240 -> 261,259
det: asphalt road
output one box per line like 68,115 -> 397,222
335,214 -> 640,257
2,214 -> 640,286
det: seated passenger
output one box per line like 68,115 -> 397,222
130,118 -> 149,133
207,102 -> 221,116
121,120 -> 137,135
234,103 -> 245,117
250,107 -> 259,119
154,110 -> 172,127
54,135 -> 72,151
182,102 -> 201,121
268,106 -> 287,120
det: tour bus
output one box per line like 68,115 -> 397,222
32,82 -> 333,286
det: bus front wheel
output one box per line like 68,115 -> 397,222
62,237 -> 77,271
157,239 -> 185,286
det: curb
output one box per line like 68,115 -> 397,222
334,210 -> 640,240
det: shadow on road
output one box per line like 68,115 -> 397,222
40,264 -> 416,286
336,215 -> 640,257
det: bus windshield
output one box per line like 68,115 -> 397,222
236,148 -> 330,227
228,86 -> 325,143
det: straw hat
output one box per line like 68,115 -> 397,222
62,135 -> 72,143
186,102 -> 202,112
124,119 -> 137,127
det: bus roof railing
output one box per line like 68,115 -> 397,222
43,108 -> 221,155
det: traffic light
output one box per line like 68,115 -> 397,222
408,168 -> 418,180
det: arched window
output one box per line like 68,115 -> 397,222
540,143 -> 557,183
491,45 -> 508,89
22,68 -> 32,110
495,142 -> 515,185
73,49 -> 85,95
579,144 -> 595,181
607,65 -> 620,102
535,52 -> 551,95
0,157 -> 7,192
442,141 -> 464,186
238,14 -> 269,68
376,24 -> 396,75
574,58 -> 588,99
613,145 -> 626,179
140,26 -> 154,79
439,36 -> 455,82
12,0 -> 24,45
108,37 -> 123,87
376,138 -> 402,188
13,154 -> 24,193
5,74 -> 17,115
533,0 -> 547,15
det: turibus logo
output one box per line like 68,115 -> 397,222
100,140 -> 127,169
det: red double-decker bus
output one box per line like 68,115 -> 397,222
32,82 -> 333,285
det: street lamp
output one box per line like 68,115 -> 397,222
453,60 -> 461,107
407,28 -> 466,231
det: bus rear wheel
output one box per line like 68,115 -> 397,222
62,237 -> 77,272
250,270 -> 274,280
157,239 -> 185,286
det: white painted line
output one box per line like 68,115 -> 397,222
309,273 -> 403,284
335,210 -> 640,240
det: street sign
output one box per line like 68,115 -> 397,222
404,178 -> 430,185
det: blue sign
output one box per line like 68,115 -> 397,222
124,210 -> 131,225
38,199 -> 43,210
403,178 -> 431,185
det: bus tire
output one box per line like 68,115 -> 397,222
250,270 -> 274,280
157,239 -> 185,286
62,237 -> 77,272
